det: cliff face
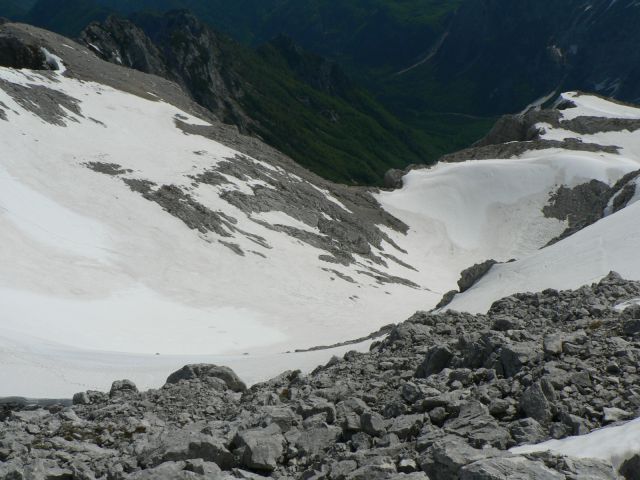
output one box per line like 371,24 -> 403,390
81,13 -> 251,131
78,10 -> 438,186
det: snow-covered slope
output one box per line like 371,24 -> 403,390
0,25 -> 437,397
434,92 -> 640,313
2,23 -> 640,398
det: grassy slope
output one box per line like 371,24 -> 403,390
217,37 -> 441,185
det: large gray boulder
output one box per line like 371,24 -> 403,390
109,379 -> 139,397
166,364 -> 247,392
459,456 -> 565,479
416,346 -> 454,378
444,401 -> 512,449
622,305 -> 640,336
420,436 -> 502,480
233,424 -> 284,472
361,411 -> 387,437
295,423 -> 342,456
458,260 -> 498,293
520,379 -> 557,424
158,435 -> 235,470
620,453 -> 640,479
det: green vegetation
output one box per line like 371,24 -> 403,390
23,0 -> 111,38
0,0 -> 37,18
233,41 -> 431,184
3,0 -> 498,185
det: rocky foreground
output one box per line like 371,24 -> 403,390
2,273 -> 640,479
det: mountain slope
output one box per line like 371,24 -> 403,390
11,3 -> 445,186
90,0 -> 640,120
0,22 -> 437,397
81,10 -> 440,186
92,0 -> 461,69
2,22 -> 640,399
442,93 -> 640,313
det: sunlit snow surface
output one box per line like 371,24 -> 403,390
436,93 -> 640,314
0,63 -> 424,397
2,53 -> 640,398
512,417 -> 640,470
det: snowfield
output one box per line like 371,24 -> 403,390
0,60 -> 425,397
1,43 -> 640,400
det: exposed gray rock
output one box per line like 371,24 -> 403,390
421,436 -> 502,480
444,401 -> 512,449
0,35 -> 49,70
416,346 -> 454,378
110,379 -> 138,397
620,454 -> 640,480
1,274 -> 639,478
543,180 -> 611,245
543,170 -> 640,246
384,169 -> 405,189
458,260 -> 498,293
509,418 -> 547,445
602,407 -> 633,424
233,424 -> 284,472
459,456 -> 565,479
165,364 -> 247,392
360,411 -> 387,437
0,78 -> 83,126
520,380 -> 556,424
436,290 -> 459,309
295,423 -> 341,456
622,305 -> 640,336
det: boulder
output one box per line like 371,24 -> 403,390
295,424 -> 342,456
459,456 -> 565,479
416,346 -> 454,378
520,380 -> 556,424
420,436 -> 501,480
165,364 -> 247,392
509,418 -> 547,444
622,305 -> 640,336
233,424 -> 284,472
620,453 -> 640,480
361,411 -> 387,437
109,379 -> 138,397
458,260 -> 498,293
384,169 -> 404,189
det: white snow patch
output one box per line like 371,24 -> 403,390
558,91 -> 640,121
511,417 -> 640,470
614,297 -> 640,311
40,48 -> 66,74
447,201 -> 640,313
0,165 -> 111,260
0,66 -> 436,397
0,333 -> 377,399
0,286 -> 286,356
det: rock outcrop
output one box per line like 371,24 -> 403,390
1,273 -> 639,479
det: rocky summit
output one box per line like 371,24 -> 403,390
2,272 -> 639,479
